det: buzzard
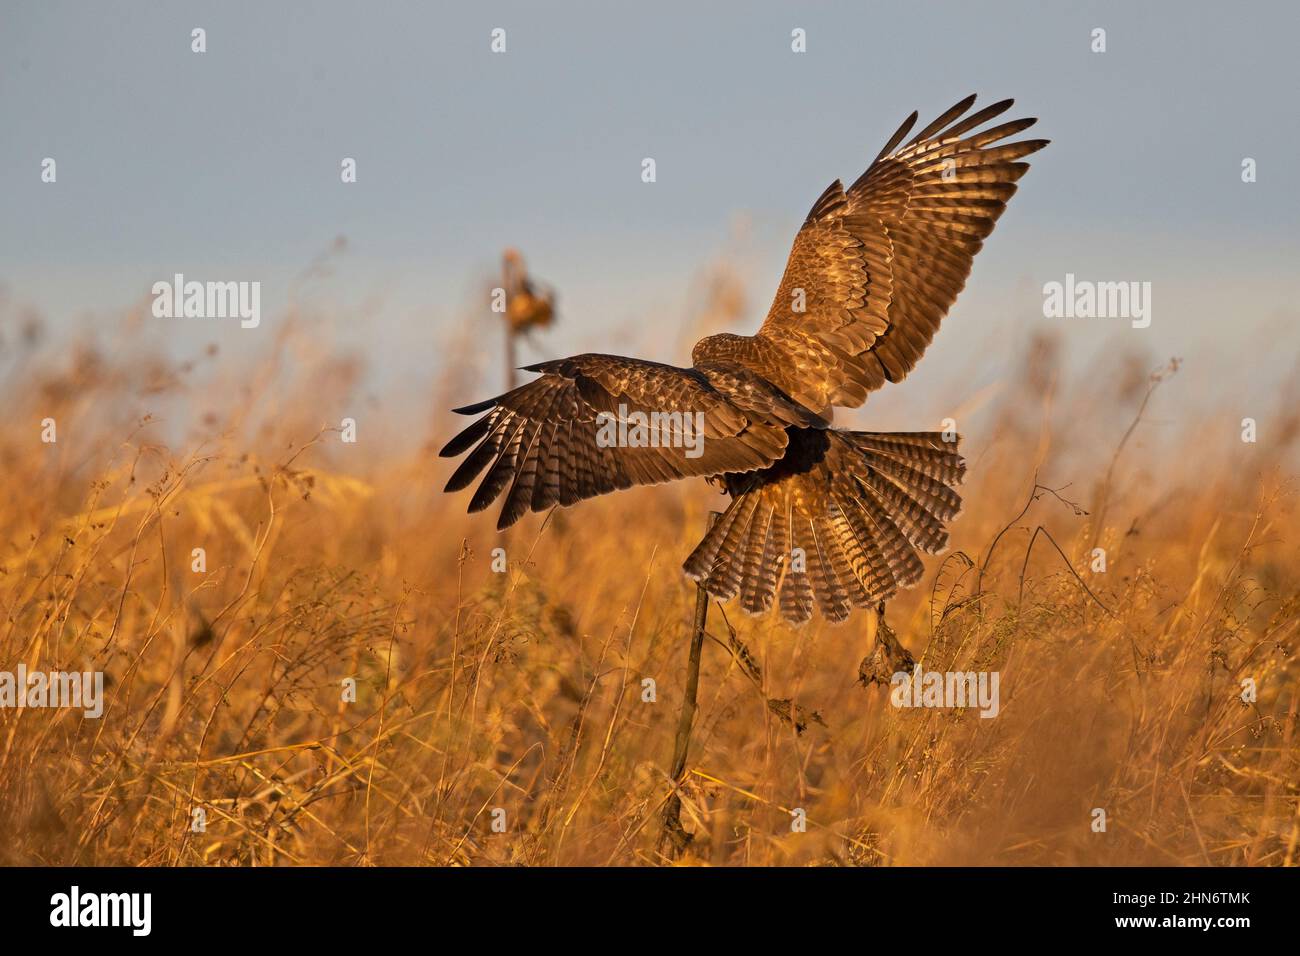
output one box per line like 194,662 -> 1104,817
442,95 -> 1047,624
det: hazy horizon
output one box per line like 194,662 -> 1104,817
4,0 -> 1298,412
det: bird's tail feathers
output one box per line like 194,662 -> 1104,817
683,430 -> 965,625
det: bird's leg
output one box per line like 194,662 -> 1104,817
858,600 -> 916,687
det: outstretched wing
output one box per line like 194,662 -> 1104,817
697,94 -> 1047,413
439,353 -> 789,529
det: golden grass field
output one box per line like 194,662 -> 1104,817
1,274 -> 1297,867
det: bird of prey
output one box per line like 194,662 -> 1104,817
442,95 -> 1047,625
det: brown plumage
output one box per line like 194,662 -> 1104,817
442,95 -> 1047,624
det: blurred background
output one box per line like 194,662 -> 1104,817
3,0 -> 1298,421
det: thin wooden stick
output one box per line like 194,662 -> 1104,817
660,511 -> 719,857
505,326 -> 517,391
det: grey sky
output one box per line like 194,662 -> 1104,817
2,0 -> 1297,410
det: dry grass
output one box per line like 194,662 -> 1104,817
1,275 -> 1298,867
